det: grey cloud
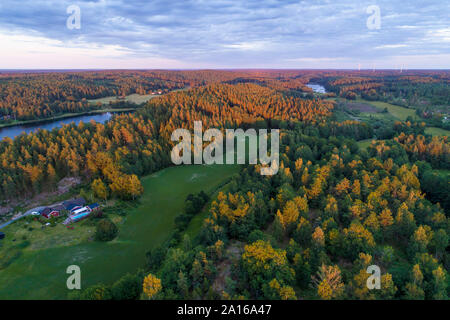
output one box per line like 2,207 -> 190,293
0,0 -> 448,67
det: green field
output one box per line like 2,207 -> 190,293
356,99 -> 417,121
330,98 -> 419,123
0,164 -> 239,299
88,88 -> 189,105
425,127 -> 450,136
88,93 -> 160,105
436,169 -> 450,177
357,139 -> 374,149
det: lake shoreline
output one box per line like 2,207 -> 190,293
0,107 -> 137,129
0,88 -> 190,130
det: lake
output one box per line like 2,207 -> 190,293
306,83 -> 327,93
0,112 -> 114,141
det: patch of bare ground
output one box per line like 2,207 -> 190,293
212,240 -> 244,295
308,209 -> 321,222
337,257 -> 353,271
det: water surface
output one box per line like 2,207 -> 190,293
0,112 -> 113,141
306,83 -> 327,93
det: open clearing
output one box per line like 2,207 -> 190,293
0,164 -> 239,299
343,101 -> 380,113
357,139 -> 374,149
88,93 -> 160,105
356,99 -> 417,121
88,88 -> 189,105
425,127 -> 450,136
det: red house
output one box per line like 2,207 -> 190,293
40,207 -> 60,219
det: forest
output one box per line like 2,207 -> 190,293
0,70 -> 448,300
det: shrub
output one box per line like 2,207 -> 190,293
95,219 -> 118,241
111,273 -> 142,300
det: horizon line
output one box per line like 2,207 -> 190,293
1,68 -> 449,72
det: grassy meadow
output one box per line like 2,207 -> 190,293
425,127 -> 450,136
0,164 -> 239,299
88,93 -> 160,105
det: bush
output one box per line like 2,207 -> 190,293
146,245 -> 168,272
111,273 -> 142,300
80,284 -> 112,300
95,219 -> 118,241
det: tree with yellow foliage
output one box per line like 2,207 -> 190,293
395,202 -> 417,240
277,200 -> 300,232
431,266 -> 448,300
342,222 -> 375,259
241,240 -> 295,298
352,179 -> 361,197
92,178 -> 108,201
312,264 -> 345,300
324,195 -> 338,219
312,226 -> 325,248
109,173 -> 143,200
379,208 -> 394,229
265,279 -> 297,300
293,195 -> 309,216
376,273 -> 397,299
404,264 -> 425,300
142,274 -> 162,300
334,178 -> 350,196
409,225 -> 433,257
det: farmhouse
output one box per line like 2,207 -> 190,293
52,204 -> 65,212
40,207 -> 61,219
63,198 -> 86,212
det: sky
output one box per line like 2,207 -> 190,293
0,0 -> 449,69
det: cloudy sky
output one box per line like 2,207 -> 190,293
0,0 -> 449,69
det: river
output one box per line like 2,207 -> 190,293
0,112 -> 115,141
